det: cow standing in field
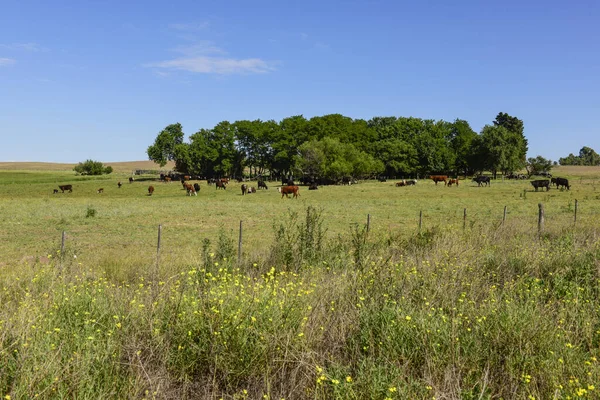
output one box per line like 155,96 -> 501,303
531,179 -> 550,191
58,185 -> 73,193
183,183 -> 197,196
551,177 -> 570,190
447,179 -> 459,186
129,177 -> 134,184
97,188 -> 104,194
53,189 -> 59,194
164,177 -> 172,183
148,186 -> 155,195
118,182 -> 122,188
241,184 -> 248,195
258,180 -> 268,190
279,186 -> 300,198
249,187 -> 256,193
216,180 -> 227,190
193,183 -> 201,193
430,175 -> 448,185
472,176 -> 491,187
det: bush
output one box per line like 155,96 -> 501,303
73,159 -> 113,175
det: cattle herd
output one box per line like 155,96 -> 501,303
50,173 -> 572,197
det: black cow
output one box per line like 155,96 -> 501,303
308,182 -> 318,190
241,184 -> 248,195
405,179 -> 417,185
129,177 -> 134,183
58,184 -> 73,193
258,180 -> 268,190
193,183 -> 201,192
531,179 -> 550,191
551,177 -> 570,190
472,176 -> 491,187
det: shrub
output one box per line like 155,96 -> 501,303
73,159 -> 113,175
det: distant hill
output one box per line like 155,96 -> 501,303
0,160 -> 176,174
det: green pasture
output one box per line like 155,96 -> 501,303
1,168 -> 599,269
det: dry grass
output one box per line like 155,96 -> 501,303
0,160 -> 175,173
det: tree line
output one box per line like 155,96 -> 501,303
147,112 -> 528,180
559,146 -> 600,166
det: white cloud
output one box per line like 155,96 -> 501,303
0,42 -> 46,52
148,56 -> 275,75
0,58 -> 16,66
172,41 -> 226,56
169,21 -> 210,31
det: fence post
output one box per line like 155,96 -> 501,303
574,199 -> 578,224
463,208 -> 467,230
503,206 -> 507,225
366,214 -> 370,233
538,203 -> 544,237
61,231 -> 66,255
238,220 -> 243,266
419,210 -> 423,232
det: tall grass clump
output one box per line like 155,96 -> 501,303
2,206 -> 600,399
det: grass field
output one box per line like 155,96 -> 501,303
1,163 -> 600,399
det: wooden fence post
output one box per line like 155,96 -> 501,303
419,210 -> 423,232
574,199 -> 578,224
366,214 -> 370,233
61,231 -> 66,255
538,203 -> 544,237
238,220 -> 243,265
503,206 -> 507,225
155,224 -> 162,273
463,208 -> 467,230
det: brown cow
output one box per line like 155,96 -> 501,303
97,188 -> 104,194
430,175 -> 448,185
117,181 -> 122,188
184,183 -> 197,196
241,184 -> 248,195
447,179 -> 459,186
249,186 -> 256,193
396,180 -> 406,187
279,185 -> 300,198
216,180 -> 227,190
184,175 -> 191,181
148,186 -> 155,195
164,177 -> 172,183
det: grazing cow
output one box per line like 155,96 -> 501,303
531,179 -> 550,192
309,182 -> 318,190
184,175 -> 191,181
551,177 -> 570,190
396,180 -> 406,187
184,183 -> 197,196
241,184 -> 248,195
118,182 -> 122,188
164,177 -> 172,183
447,179 -> 459,186
258,180 -> 268,190
220,178 -> 229,184
53,189 -> 59,194
216,180 -> 227,190
249,186 -> 256,193
148,186 -> 155,195
97,188 -> 104,194
129,177 -> 134,183
472,176 -> 491,187
193,183 -> 201,193
58,184 -> 73,193
341,177 -> 352,185
279,185 -> 300,198
207,178 -> 217,185
406,179 -> 417,185
430,175 -> 448,185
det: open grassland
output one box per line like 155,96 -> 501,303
2,165 -> 600,399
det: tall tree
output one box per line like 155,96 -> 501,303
479,125 -> 526,178
147,123 -> 185,169
449,119 -> 477,176
493,112 -> 528,163
526,156 -> 553,176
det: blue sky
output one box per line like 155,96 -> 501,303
1,0 -> 598,163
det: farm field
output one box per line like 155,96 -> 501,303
0,164 -> 599,269
1,163 -> 600,399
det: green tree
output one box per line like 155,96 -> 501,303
493,112 -> 528,164
146,123 -> 185,168
73,160 -> 113,175
526,155 -> 553,176
449,119 -> 477,176
478,125 -> 526,179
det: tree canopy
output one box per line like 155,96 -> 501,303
73,160 -> 113,175
147,112 -> 531,180
559,146 -> 600,166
